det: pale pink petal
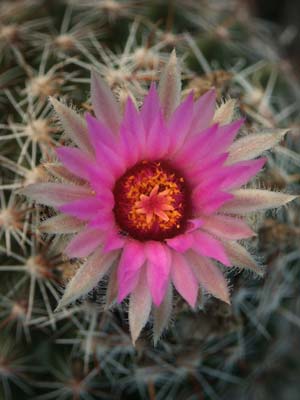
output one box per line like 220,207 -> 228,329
227,129 -> 288,164
153,283 -> 173,345
19,183 -> 93,207
201,214 -> 255,240
56,247 -> 118,309
158,50 -> 181,120
213,99 -> 236,125
39,214 -> 85,234
171,252 -> 198,307
90,69 -> 121,134
192,230 -> 231,266
65,227 -> 103,258
222,241 -> 264,275
220,189 -> 297,214
50,97 -> 94,155
190,89 -> 216,134
117,241 -> 146,302
167,92 -> 194,153
188,252 -> 230,304
146,242 -> 171,306
129,266 -> 152,345
105,265 -> 118,309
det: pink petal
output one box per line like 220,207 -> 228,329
219,158 -> 266,190
123,97 -> 146,154
144,110 -> 169,159
166,232 -> 194,252
59,197 -> 103,220
210,118 -> 244,154
194,191 -> 234,214
173,124 -> 219,168
141,83 -> 161,131
19,183 -> 93,207
201,214 -> 255,240
90,69 -> 121,134
86,113 -> 116,150
171,252 -> 198,307
103,230 -> 126,252
117,241 -> 146,302
65,227 -> 103,258
146,242 -> 171,306
167,92 -> 194,153
88,210 -> 116,230
188,252 -> 230,304
192,230 -> 231,266
190,88 -> 216,134
56,146 -> 110,184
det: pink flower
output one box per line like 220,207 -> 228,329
21,52 -> 296,344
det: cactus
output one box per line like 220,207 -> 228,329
0,0 -> 299,399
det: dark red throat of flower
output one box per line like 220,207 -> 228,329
113,160 -> 191,241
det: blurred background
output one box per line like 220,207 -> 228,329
0,1 -> 299,399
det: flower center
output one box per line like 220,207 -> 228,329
113,160 -> 191,241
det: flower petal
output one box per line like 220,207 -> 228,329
39,214 -> 85,234
65,227 -> 103,258
213,99 -> 236,125
227,129 -> 288,164
19,183 -> 92,207
141,83 -> 161,131
129,266 -> 152,345
59,197 -> 104,220
188,253 -> 230,304
117,241 -> 146,302
153,283 -> 173,345
50,97 -> 94,155
222,241 -> 264,275
192,231 -> 231,266
171,252 -> 198,307
201,214 -> 255,240
168,92 -> 194,153
190,88 -> 216,133
90,69 -> 121,134
146,242 -> 171,306
220,189 -> 297,214
158,50 -> 181,120
56,248 -> 118,310
219,157 -> 266,190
